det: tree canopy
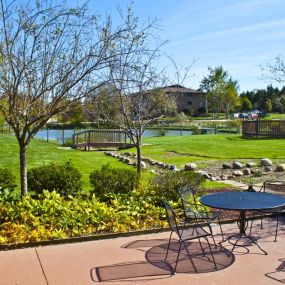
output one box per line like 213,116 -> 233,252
200,66 -> 239,118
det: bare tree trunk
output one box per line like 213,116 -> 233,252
19,143 -> 28,196
136,134 -> 142,174
226,104 -> 229,119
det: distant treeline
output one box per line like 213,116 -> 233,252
240,85 -> 285,112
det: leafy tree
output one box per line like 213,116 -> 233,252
222,79 -> 240,118
200,66 -> 239,118
239,85 -> 285,112
240,97 -> 253,111
59,101 -> 85,124
265,99 -> 273,113
0,0 -> 154,195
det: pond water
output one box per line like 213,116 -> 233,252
35,128 -> 193,144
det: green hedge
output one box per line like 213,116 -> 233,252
89,164 -> 138,199
27,161 -> 82,196
0,168 -> 16,191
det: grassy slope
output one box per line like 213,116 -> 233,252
1,133 -> 284,191
0,134 -> 132,190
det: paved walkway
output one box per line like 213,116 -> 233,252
0,217 -> 284,285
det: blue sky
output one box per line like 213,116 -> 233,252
86,0 -> 285,92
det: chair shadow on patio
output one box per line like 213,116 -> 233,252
91,239 -> 235,282
265,258 -> 285,283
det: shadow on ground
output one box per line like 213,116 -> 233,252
91,239 -> 234,282
265,258 -> 285,283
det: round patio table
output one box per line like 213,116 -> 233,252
200,191 -> 285,255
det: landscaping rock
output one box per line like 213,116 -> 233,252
149,169 -> 156,174
261,158 -> 272,166
233,170 -> 243,176
246,162 -> 256,168
140,161 -> 147,169
124,157 -> 131,164
210,176 -> 217,181
222,163 -> 232,169
220,174 -> 227,180
276,164 -> 285,172
169,164 -> 176,170
196,170 -> 211,179
232,161 -> 244,169
264,166 -> 272,172
243,168 -> 251,175
184,163 -> 197,171
157,162 -> 164,168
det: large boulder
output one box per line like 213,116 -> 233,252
246,162 -> 256,168
222,163 -> 232,169
184,163 -> 197,171
264,166 -> 272,172
195,170 -> 210,179
276,164 -> 285,172
243,168 -> 251,175
124,157 -> 132,164
232,161 -> 244,169
140,161 -> 147,169
233,170 -> 243,176
260,158 -> 272,166
169,164 -> 176,170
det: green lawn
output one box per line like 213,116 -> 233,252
0,134 -> 132,190
266,113 -> 285,120
140,134 -> 285,168
1,133 -> 285,191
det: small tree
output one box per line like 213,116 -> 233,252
0,0 -> 152,195
92,86 -> 176,173
200,66 -> 239,118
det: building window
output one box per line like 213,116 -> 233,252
187,101 -> 192,105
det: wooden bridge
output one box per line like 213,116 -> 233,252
242,120 -> 285,138
72,129 -> 135,150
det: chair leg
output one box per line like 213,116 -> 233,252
197,235 -> 205,256
205,236 -> 217,270
207,223 -> 217,248
274,213 -> 279,242
249,211 -> 255,235
173,241 -> 182,274
165,231 -> 173,260
218,217 -> 224,241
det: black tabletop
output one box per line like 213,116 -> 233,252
200,191 -> 285,211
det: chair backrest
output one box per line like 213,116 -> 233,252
178,185 -> 199,217
163,201 -> 180,237
261,181 -> 285,197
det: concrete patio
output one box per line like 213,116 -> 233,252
0,216 -> 284,285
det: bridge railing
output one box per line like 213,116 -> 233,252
242,120 -> 285,138
73,129 -> 134,150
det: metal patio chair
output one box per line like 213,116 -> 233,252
250,181 -> 285,242
164,200 -> 217,274
178,186 -> 224,242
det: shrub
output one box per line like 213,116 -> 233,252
150,170 -> 205,205
0,168 -> 16,191
27,161 -> 82,196
0,190 -> 167,244
89,164 -> 138,199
